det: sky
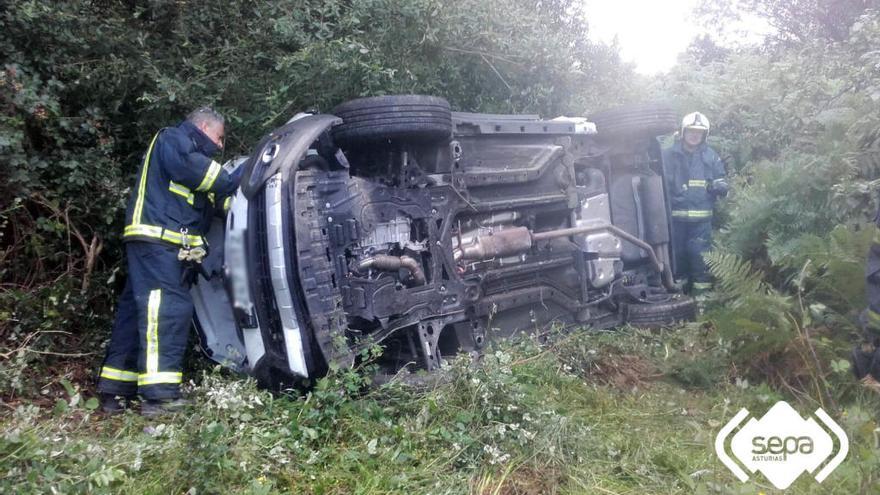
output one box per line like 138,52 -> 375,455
582,0 -> 771,74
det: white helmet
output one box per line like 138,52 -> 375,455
680,111 -> 710,143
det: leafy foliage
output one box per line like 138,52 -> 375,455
2,333 -> 878,494
2,2 -> 879,492
654,8 -> 880,290
705,251 -> 789,312
646,8 -> 880,407
697,0 -> 878,43
717,154 -> 845,262
704,251 -> 795,362
0,0 -> 633,396
766,225 -> 873,314
646,7 -> 880,406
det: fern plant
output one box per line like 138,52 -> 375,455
704,251 -> 795,357
765,224 -> 872,316
705,251 -> 792,315
704,249 -> 849,409
717,155 -> 842,263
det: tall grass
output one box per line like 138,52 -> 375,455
1,328 -> 877,494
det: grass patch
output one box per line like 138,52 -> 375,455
1,327 -> 878,494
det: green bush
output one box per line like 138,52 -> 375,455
0,0 -> 633,396
646,9 -> 880,405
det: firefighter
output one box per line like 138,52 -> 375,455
852,215 -> 880,392
663,111 -> 728,296
97,107 -> 242,416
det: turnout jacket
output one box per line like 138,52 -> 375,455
662,140 -> 726,222
123,120 -> 237,247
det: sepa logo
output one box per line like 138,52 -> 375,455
714,401 -> 848,490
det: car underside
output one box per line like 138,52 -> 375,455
191,95 -> 696,390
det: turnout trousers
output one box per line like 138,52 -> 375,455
853,238 -> 880,381
672,220 -> 713,294
97,241 -> 193,400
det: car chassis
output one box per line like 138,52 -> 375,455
191,96 -> 695,389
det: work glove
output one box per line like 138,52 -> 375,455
178,246 -> 208,263
709,178 -> 729,196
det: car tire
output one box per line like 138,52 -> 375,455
331,95 -> 453,148
623,296 -> 697,328
589,102 -> 678,140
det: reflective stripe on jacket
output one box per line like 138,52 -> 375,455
663,140 -> 726,222
124,121 -> 237,246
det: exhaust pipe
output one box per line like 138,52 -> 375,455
456,224 -> 675,290
358,254 -> 427,286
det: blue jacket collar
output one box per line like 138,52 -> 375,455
178,120 -> 219,156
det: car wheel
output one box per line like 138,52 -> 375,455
589,102 -> 678,141
331,95 -> 453,148
622,296 -> 696,328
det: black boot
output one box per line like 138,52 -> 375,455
99,393 -> 134,415
851,338 -> 880,378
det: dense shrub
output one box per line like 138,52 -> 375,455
651,8 -> 880,403
0,0 -> 633,395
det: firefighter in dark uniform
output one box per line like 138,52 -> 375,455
852,211 -> 880,392
98,107 -> 241,415
663,112 -> 728,296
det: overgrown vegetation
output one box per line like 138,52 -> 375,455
652,4 -> 880,410
2,331 -> 878,493
0,0 -> 632,396
3,0 -> 880,492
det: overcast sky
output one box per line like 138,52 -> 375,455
583,0 -> 772,74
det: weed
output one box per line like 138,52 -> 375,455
1,328 -> 878,494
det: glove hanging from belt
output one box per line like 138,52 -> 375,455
176,227 -> 208,263
178,246 -> 207,262
177,227 -> 209,285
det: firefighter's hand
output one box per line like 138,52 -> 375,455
709,178 -> 729,196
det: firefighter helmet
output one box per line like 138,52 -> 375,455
680,112 -> 710,143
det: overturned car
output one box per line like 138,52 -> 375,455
192,95 -> 695,389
